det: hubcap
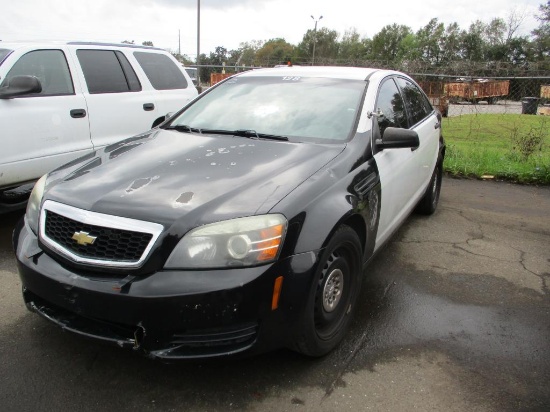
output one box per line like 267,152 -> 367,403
322,268 -> 343,312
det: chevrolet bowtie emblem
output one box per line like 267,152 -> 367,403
72,231 -> 97,246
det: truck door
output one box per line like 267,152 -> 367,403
0,47 -> 92,189
69,47 -> 159,150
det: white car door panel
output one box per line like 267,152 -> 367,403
373,77 -> 440,248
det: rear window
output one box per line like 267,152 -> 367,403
134,52 -> 188,90
0,49 -> 12,66
77,49 -> 141,94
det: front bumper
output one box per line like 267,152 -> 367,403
14,219 -> 321,360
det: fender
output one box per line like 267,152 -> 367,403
271,133 -> 381,266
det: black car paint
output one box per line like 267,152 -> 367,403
13,122 -> 382,358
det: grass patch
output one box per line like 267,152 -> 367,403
442,113 -> 550,184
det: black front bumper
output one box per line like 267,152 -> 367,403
14,219 -> 321,360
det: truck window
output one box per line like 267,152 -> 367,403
134,52 -> 188,90
77,49 -> 141,94
1,49 -> 74,96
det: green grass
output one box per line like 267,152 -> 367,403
442,114 -> 550,184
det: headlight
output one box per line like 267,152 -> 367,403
25,174 -> 47,235
164,214 -> 287,269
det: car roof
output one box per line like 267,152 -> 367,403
240,66 -> 386,81
0,41 -> 165,52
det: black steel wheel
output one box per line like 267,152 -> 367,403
294,225 -> 362,357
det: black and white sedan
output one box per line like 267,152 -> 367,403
14,67 -> 444,359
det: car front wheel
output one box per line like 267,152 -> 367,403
293,225 -> 362,357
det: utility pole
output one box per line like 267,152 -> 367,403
178,29 -> 181,57
197,0 -> 201,86
311,15 -> 323,65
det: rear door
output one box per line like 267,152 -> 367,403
0,46 -> 91,189
69,46 -> 159,149
132,50 -> 196,116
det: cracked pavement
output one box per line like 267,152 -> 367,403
0,177 -> 549,412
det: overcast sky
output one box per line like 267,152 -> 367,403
2,0 -> 544,59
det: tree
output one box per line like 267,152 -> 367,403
296,27 -> 339,62
460,21 -> 486,60
209,46 -> 228,65
370,24 -> 413,62
121,40 -> 135,44
230,40 -> 264,67
338,28 -> 369,60
416,18 -> 445,64
142,41 -> 154,47
484,18 -> 508,60
256,38 -> 294,65
440,22 -> 462,63
532,1 -> 550,59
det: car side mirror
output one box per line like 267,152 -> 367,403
375,127 -> 419,151
0,75 -> 42,99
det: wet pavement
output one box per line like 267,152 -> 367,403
0,177 -> 549,412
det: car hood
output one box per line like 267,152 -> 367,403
45,129 -> 344,230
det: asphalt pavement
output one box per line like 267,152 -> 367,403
1,177 -> 549,412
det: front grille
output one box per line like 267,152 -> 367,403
45,210 -> 152,262
40,200 -> 163,267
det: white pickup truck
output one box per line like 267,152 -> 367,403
0,41 -> 198,212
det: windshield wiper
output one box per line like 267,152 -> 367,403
200,128 -> 288,141
164,124 -> 202,134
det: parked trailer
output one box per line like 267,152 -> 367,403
446,80 -> 510,104
210,72 -> 233,86
417,81 -> 449,117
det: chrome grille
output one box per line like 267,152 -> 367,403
45,210 -> 152,262
40,200 -> 163,268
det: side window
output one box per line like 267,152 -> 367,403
396,78 -> 433,126
375,78 -> 408,136
1,49 -> 74,96
133,52 -> 188,90
77,49 -> 141,94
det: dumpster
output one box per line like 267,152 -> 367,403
521,97 -> 539,115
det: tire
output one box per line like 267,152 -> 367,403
293,225 -> 362,357
415,161 -> 442,215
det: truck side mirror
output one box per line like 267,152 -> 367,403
0,75 -> 42,99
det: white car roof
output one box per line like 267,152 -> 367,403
241,66 -> 387,81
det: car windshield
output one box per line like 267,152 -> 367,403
0,49 -> 13,66
167,75 -> 366,143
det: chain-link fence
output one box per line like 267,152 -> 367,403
193,61 -> 550,117
411,74 -> 550,117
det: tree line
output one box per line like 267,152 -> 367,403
179,2 -> 549,81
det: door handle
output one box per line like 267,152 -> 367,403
143,103 -> 155,111
70,109 -> 86,118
